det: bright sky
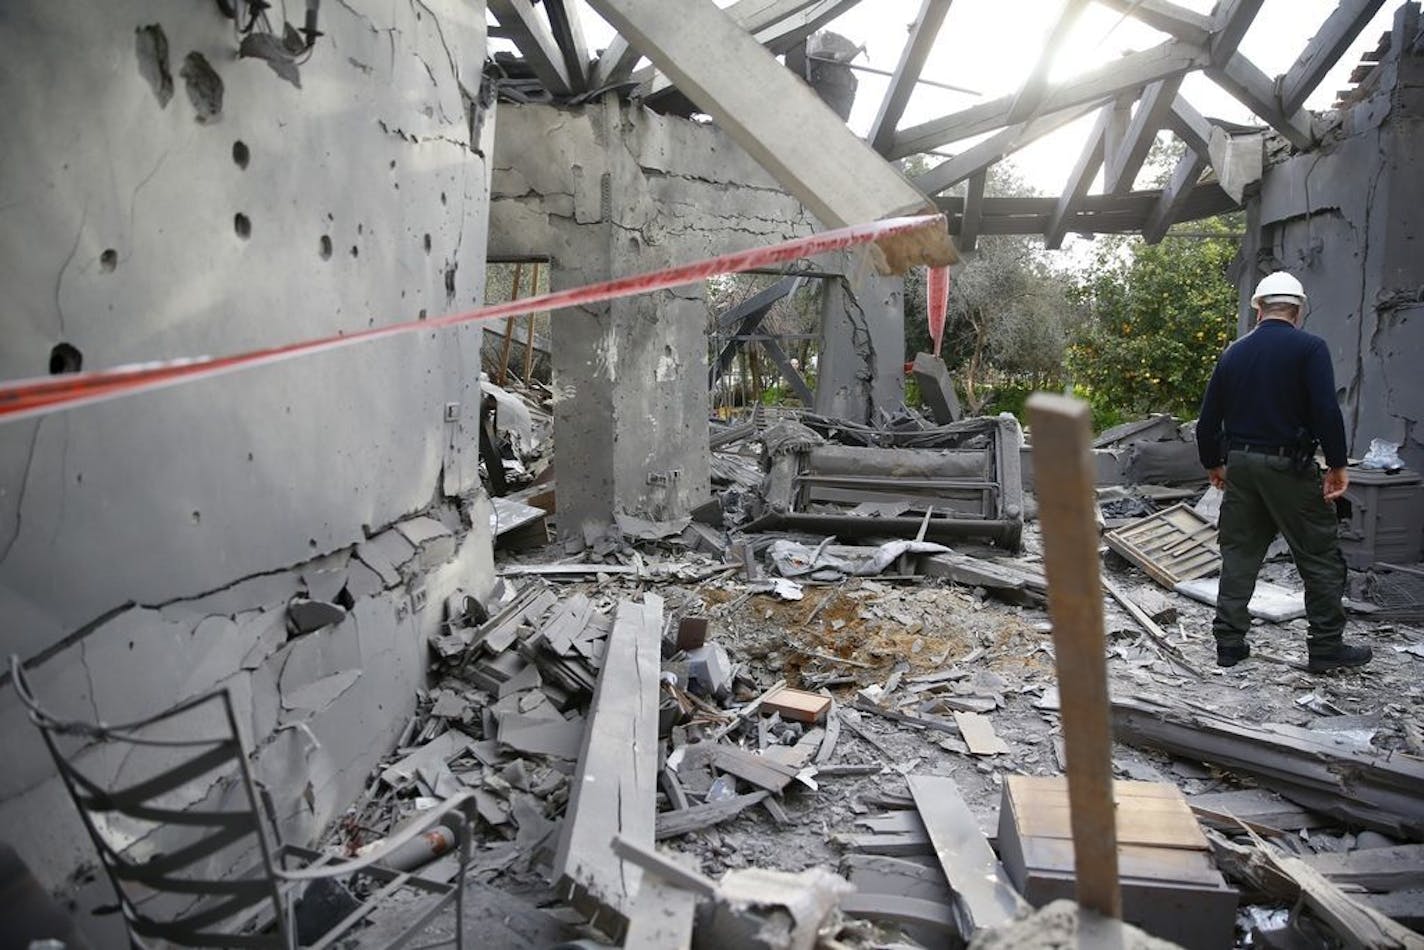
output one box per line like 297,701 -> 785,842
498,1 -> 1396,198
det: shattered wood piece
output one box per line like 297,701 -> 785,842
838,894 -> 959,935
503,563 -> 642,577
1103,504 -> 1221,590
919,552 -> 1046,605
610,834 -> 717,897
539,593 -> 595,656
1354,891 -> 1424,932
659,768 -> 689,812
907,774 -> 1026,939
706,678 -> 788,741
764,726 -> 824,770
851,698 -> 960,736
1187,788 -> 1333,832
762,797 -> 791,826
553,595 -> 663,939
1113,696 -> 1424,840
1102,577 -> 1204,679
1300,845 -> 1424,893
1207,830 -> 1423,950
815,764 -> 883,777
814,704 -> 841,766
655,791 -> 770,840
953,711 -> 1011,756
761,686 -> 831,724
845,830 -> 933,857
683,743 -> 800,793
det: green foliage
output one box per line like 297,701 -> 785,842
1066,221 -> 1239,423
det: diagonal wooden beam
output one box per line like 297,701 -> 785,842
1142,149 -> 1208,243
889,39 -> 1205,159
1044,105 -> 1111,250
1280,0 -> 1387,113
591,37 -> 642,88
869,0 -> 954,154
1207,0 -> 1265,66
587,0 -> 953,265
914,99 -> 1105,196
638,0 -> 863,100
957,169 -> 988,253
1165,95 -> 1213,156
1104,74 -> 1183,194
1092,0 -> 1210,45
1207,54 -> 1314,150
543,0 -> 592,92
1007,0 -> 1093,125
487,0 -> 574,95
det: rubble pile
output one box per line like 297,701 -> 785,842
316,399 -> 1424,949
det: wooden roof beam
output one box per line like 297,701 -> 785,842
1044,105 -> 1111,250
889,38 -> 1205,159
869,0 -> 954,154
914,99 -> 1105,196
487,0 -> 574,95
591,37 -> 642,89
1091,0 -> 1210,45
958,169 -> 988,252
1207,0 -> 1265,67
1280,0 -> 1387,112
1207,53 -> 1314,150
1006,0 -> 1093,124
543,0 -> 592,92
1143,149 -> 1208,243
1104,74 -> 1184,193
1165,95 -> 1213,156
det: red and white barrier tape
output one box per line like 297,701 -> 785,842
0,213 -> 945,425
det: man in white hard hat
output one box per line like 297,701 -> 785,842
1196,271 -> 1371,672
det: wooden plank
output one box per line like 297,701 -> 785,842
552,595 -> 663,938
1026,392 -> 1122,919
953,711 -> 1010,755
869,0 -> 954,154
1207,54 -> 1314,150
594,0 -> 953,269
655,791 -> 770,840
1207,0 -> 1265,66
907,774 -> 1027,937
1187,788 -> 1333,831
1301,846 -> 1424,893
1280,0 -> 1387,112
1093,0 -> 1210,44
957,169 -> 987,253
914,99 -> 1103,195
1104,76 -> 1184,194
685,743 -> 800,792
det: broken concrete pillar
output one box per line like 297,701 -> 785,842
814,253 -> 906,424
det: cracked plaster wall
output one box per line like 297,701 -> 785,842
489,100 -> 904,534
0,0 -> 496,888
1249,2 -> 1424,472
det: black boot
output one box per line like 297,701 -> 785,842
1216,641 -> 1250,668
1307,642 -> 1372,673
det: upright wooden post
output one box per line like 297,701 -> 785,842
523,261 -> 540,383
497,263 -> 523,386
1026,392 -> 1123,919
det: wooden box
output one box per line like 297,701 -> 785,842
997,775 -> 1237,950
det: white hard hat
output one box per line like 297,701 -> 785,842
1251,271 -> 1307,308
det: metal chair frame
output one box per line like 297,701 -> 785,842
9,655 -> 474,949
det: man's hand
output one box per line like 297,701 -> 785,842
1208,466 -> 1227,491
1323,466 -> 1349,501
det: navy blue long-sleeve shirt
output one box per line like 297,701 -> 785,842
1197,319 -> 1348,469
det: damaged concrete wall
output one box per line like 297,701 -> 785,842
1248,2 -> 1424,471
490,100 -> 904,536
0,0 -> 495,886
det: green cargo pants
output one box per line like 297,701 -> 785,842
1212,450 -> 1347,652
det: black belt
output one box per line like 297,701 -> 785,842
1225,441 -> 1299,457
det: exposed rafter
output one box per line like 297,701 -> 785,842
1207,0 -> 1265,67
1280,0 -> 1387,113
958,169 -> 988,252
935,185 -> 1236,236
1006,0 -> 1093,124
914,99 -> 1105,196
543,0 -> 592,92
488,0 -> 575,95
1104,75 -> 1183,193
889,39 -> 1206,159
1044,105 -> 1111,250
1143,149 -> 1209,243
638,0 -> 863,101
868,0 -> 954,155
1165,95 -> 1213,156
591,37 -> 642,88
1091,0 -> 1210,45
1207,54 -> 1314,150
